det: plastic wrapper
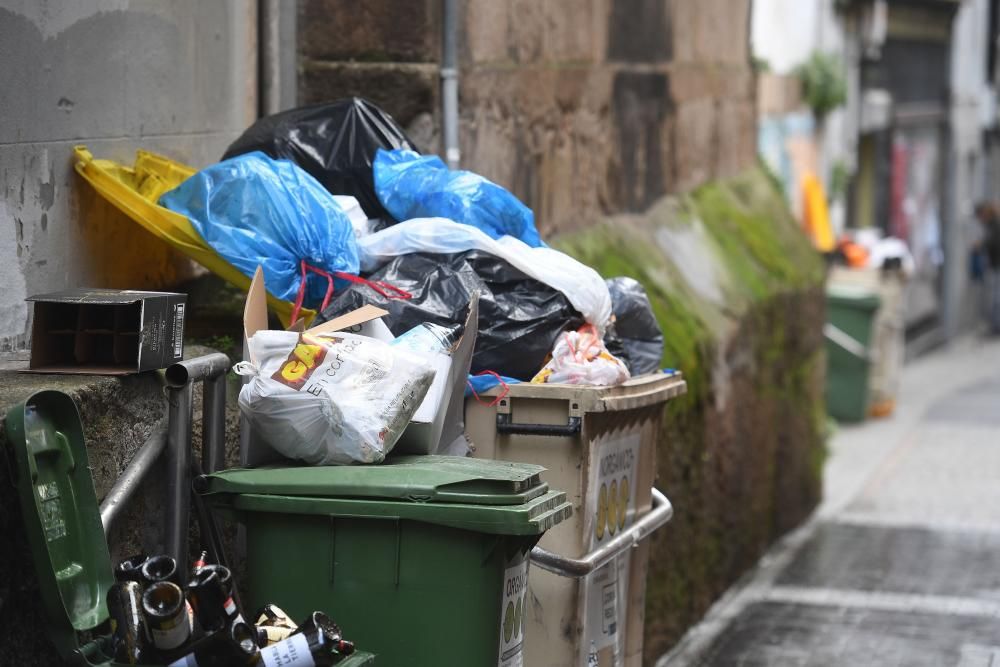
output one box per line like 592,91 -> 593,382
318,251 -> 584,381
159,152 -> 359,308
235,330 -> 434,465
374,148 -> 543,247
222,97 -> 417,219
357,217 -> 612,330
603,277 -> 664,375
532,326 -> 631,386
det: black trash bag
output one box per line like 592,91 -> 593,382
222,97 -> 417,219
603,277 -> 664,375
318,251 -> 585,381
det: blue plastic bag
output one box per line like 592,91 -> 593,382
374,148 -> 543,247
160,152 -> 359,306
465,373 -> 521,398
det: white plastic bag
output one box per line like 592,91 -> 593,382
334,195 -> 384,241
357,217 -> 613,331
236,330 -> 435,465
531,326 -> 631,386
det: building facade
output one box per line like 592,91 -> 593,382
754,0 -> 998,349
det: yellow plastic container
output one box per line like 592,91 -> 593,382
73,146 -> 314,327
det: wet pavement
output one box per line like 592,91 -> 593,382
660,335 -> 1000,667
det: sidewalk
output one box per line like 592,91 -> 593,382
659,334 -> 1000,666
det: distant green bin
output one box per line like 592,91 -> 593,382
825,284 -> 881,422
201,456 -> 573,667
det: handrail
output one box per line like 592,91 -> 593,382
530,487 -> 673,578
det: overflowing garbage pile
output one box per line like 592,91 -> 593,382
107,552 -> 354,665
77,97 -> 669,466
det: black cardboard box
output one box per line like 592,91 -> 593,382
26,289 -> 186,374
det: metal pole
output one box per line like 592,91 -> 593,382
441,0 -> 460,169
166,352 -> 230,476
100,419 -> 169,533
165,353 -> 231,387
202,375 -> 226,474
259,0 -> 296,117
165,383 -> 193,566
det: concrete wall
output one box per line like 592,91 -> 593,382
297,0 -> 758,236
0,1 -> 257,350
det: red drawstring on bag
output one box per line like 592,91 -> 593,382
467,370 -> 510,408
289,260 -> 413,326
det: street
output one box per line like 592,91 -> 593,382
662,334 -> 1000,666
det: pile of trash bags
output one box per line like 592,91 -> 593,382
153,97 -> 667,465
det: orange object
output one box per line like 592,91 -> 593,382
839,238 -> 870,268
869,398 -> 895,418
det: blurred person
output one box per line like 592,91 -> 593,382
974,202 -> 1000,334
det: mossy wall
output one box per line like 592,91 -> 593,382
552,165 -> 827,662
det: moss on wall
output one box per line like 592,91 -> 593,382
552,165 -> 826,662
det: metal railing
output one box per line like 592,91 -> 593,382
99,352 -> 231,568
529,487 -> 673,578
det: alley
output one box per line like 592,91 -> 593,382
662,334 -> 1000,666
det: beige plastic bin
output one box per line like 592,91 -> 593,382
466,372 -> 686,667
828,266 -> 906,417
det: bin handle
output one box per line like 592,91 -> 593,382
496,413 -> 582,437
824,323 -> 875,361
530,487 -> 673,578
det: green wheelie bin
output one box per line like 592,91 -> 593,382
824,284 -> 881,422
4,390 -> 375,667
200,456 -> 573,667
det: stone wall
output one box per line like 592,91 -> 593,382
554,167 -> 826,661
297,0 -> 757,236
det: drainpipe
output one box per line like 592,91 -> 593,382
441,0 -> 460,168
260,0 -> 296,117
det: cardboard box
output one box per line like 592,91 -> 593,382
26,289 -> 186,375
240,266 -> 477,465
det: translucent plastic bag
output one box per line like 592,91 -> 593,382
374,148 -> 543,247
531,326 -> 631,386
236,330 -> 434,465
357,218 -> 612,330
159,152 -> 360,308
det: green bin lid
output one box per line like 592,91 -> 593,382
826,283 -> 881,310
216,488 -> 572,536
3,391 -> 114,660
200,455 -> 573,536
202,455 -> 550,506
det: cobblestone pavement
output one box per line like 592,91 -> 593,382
660,335 -> 1000,667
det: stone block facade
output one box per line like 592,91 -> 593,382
297,0 -> 757,234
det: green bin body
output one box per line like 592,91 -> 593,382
825,285 -> 881,422
202,456 -> 573,667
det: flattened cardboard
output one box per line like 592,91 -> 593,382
243,267 -> 388,365
393,292 -> 479,456
243,267 -> 270,366
26,288 -> 185,375
306,305 -> 390,337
